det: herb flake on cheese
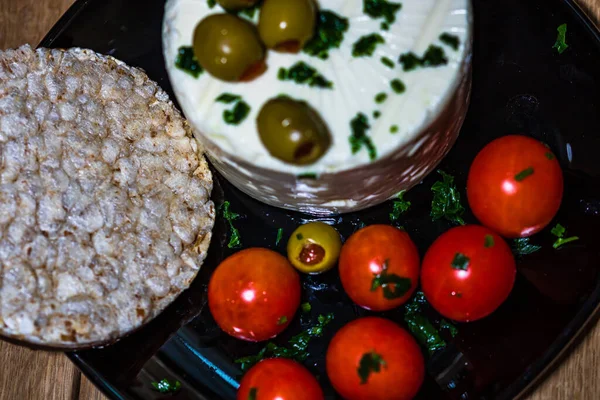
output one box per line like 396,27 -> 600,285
390,79 -> 406,94
440,33 -> 460,51
390,125 -> 399,134
175,46 -> 203,78
375,92 -> 387,103
304,10 -> 349,60
381,56 -> 395,68
399,45 -> 448,71
364,0 -> 403,31
350,113 -> 377,161
352,34 -> 385,57
278,62 -> 333,89
216,93 -> 250,125
207,0 -> 216,8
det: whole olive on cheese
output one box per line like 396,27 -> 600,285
216,0 -> 259,11
257,97 -> 330,165
258,0 -> 316,53
287,222 -> 342,274
193,13 -> 266,82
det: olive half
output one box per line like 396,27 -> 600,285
287,222 -> 342,274
193,13 -> 266,82
257,97 -> 331,165
216,0 -> 260,11
258,0 -> 316,53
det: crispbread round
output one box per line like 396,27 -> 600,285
0,45 -> 215,347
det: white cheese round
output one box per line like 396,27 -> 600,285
163,0 -> 473,214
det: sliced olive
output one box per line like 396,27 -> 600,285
216,0 -> 259,11
257,97 -> 331,165
258,0 -> 316,53
193,13 -> 266,82
287,222 -> 342,274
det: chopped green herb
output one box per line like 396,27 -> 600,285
357,351 -> 387,384
375,92 -> 388,103
440,33 -> 460,50
350,113 -> 377,161
545,152 -> 555,160
404,292 -> 447,355
430,170 -> 466,225
371,260 -> 412,299
381,22 -> 390,30
422,45 -> 448,66
551,223 -> 579,249
390,125 -> 399,134
276,228 -> 284,246
297,173 -> 318,180
235,313 -> 334,371
215,93 -> 242,104
364,0 -> 402,28
389,190 -> 410,222
390,79 -> 406,94
278,62 -> 333,89
451,253 -> 470,271
352,34 -> 385,57
512,237 -> 541,256
484,234 -> 495,248
277,316 -> 288,325
239,4 -> 260,19
373,111 -> 381,119
151,379 -> 182,394
175,46 -> 203,78
440,319 -> 458,338
248,387 -> 258,400
381,56 -> 395,68
224,101 -> 250,125
296,233 -> 304,240
399,45 -> 448,71
301,302 -> 312,313
216,93 -> 251,125
221,201 -> 242,248
553,23 -> 569,54
207,0 -> 216,8
515,167 -> 535,182
398,52 -> 421,71
304,10 -> 349,59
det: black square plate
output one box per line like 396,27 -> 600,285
36,0 -> 600,399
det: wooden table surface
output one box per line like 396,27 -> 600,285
1,1 -> 600,399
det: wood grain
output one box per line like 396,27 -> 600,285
0,1 -> 599,399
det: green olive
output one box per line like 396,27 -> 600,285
258,0 -> 316,53
287,222 -> 342,274
193,13 -> 266,82
216,0 -> 259,11
257,97 -> 331,165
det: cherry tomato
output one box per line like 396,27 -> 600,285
237,358 -> 324,400
339,225 -> 420,311
467,134 -> 563,238
421,225 -> 516,322
326,317 -> 425,400
208,248 -> 301,342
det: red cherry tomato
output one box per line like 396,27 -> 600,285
339,225 -> 420,311
208,248 -> 301,342
326,317 -> 425,400
237,358 -> 324,400
421,225 -> 516,322
467,134 -> 563,238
